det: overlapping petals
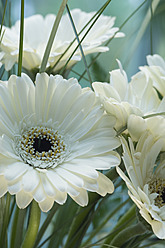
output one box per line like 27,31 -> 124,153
0,72 -> 120,211
93,61 -> 160,131
140,54 -> 165,97
0,9 -> 124,72
127,115 -> 165,145
117,132 -> 165,239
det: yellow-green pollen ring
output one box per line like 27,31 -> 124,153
16,126 -> 66,169
149,178 -> 165,208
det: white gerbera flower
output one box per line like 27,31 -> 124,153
140,54 -> 165,96
92,61 -> 160,131
117,132 -> 165,239
0,72 -> 120,212
0,9 -> 124,72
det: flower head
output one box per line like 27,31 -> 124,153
117,132 -> 165,239
0,73 -> 120,211
0,9 -> 124,73
93,61 -> 160,131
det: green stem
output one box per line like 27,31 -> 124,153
14,208 -> 26,248
150,1 -> 153,55
0,67 -> 5,79
102,204 -> 136,246
0,0 -> 8,37
83,198 -> 129,246
78,0 -> 148,82
66,4 -> 93,87
60,0 -> 112,76
0,193 -> 11,248
10,206 -> 19,248
64,198 -> 97,248
33,204 -> 59,247
21,201 -> 41,248
110,222 -> 147,247
39,0 -> 68,73
17,0 -> 24,76
143,112 -> 165,119
48,0 -> 111,75
117,125 -> 127,136
10,206 -> 26,248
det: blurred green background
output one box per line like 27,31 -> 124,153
1,0 -> 165,85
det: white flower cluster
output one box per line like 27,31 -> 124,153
0,6 -> 165,242
93,54 -> 165,239
0,10 -> 123,212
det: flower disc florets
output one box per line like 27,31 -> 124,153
15,126 -> 67,169
149,178 -> 165,208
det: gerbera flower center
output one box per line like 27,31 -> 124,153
33,137 -> 52,153
149,178 -> 165,207
15,126 -> 67,169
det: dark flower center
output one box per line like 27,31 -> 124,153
149,178 -> 165,207
33,137 -> 52,153
161,188 -> 165,203
16,126 -> 67,169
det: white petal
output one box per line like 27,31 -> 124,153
0,175 -> 8,197
22,168 -> 40,192
41,174 -> 56,197
4,162 -> 27,181
0,135 -> 19,159
67,183 -> 80,197
32,183 -> 47,202
77,137 -> 120,156
16,190 -> 33,208
97,172 -> 114,195
152,221 -> 165,239
35,73 -> 49,120
54,83 -> 81,123
39,197 -> 54,212
56,168 -> 84,188
46,170 -> 67,192
70,188 -> 88,207
63,164 -> 98,179
82,176 -> 98,192
54,191 -> 67,205
8,180 -> 21,194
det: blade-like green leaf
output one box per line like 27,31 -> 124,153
39,0 -> 68,73
66,4 -> 93,86
78,0 -> 148,82
17,0 -> 24,76
59,0 -> 112,76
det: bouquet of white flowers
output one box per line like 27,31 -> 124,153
0,0 -> 165,247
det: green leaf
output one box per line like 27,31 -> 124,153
39,0 -> 68,73
66,4 -> 93,86
0,0 -> 7,39
17,0 -> 24,76
78,0 -> 148,82
34,204 -> 59,247
59,0 -> 112,77
21,201 -> 41,248
0,193 -> 11,248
